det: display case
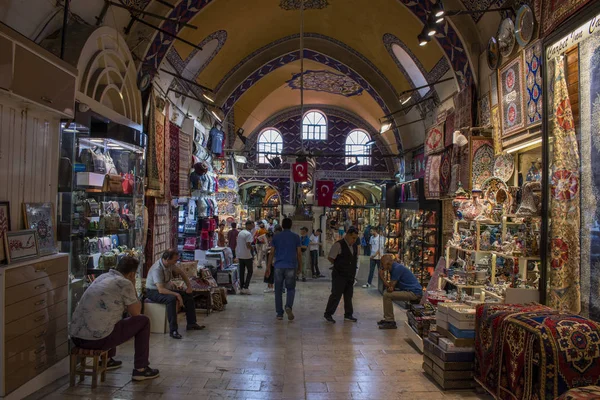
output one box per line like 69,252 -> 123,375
57,112 -> 146,316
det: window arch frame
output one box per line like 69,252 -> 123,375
302,110 -> 328,140
345,129 -> 372,166
256,128 -> 284,164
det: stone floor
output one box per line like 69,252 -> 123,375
27,256 -> 490,400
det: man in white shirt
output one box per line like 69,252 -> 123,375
236,220 -> 255,294
363,227 -> 384,288
70,256 -> 159,381
309,229 -> 325,278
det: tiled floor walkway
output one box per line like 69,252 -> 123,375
28,256 -> 489,400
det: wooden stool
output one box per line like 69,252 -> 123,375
69,347 -> 109,388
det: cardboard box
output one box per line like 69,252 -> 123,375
448,307 -> 476,322
423,338 -> 475,363
433,362 -> 474,380
428,331 -> 442,345
436,326 -> 476,347
423,362 -> 476,390
76,172 -> 105,187
448,323 -> 476,339
437,320 -> 449,330
448,315 -> 476,330
438,337 -> 474,352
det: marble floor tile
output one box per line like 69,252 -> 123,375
24,256 -> 489,400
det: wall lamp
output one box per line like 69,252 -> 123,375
418,1 -> 514,46
346,157 -> 359,170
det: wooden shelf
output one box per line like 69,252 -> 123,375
491,251 -> 541,260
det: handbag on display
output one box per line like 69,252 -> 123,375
85,199 -> 100,217
111,234 -> 119,247
117,233 -> 129,247
98,251 -> 117,270
80,148 -> 107,174
183,237 -> 197,251
99,214 -> 121,231
122,173 -> 134,194
103,153 -> 118,175
85,237 -> 100,254
98,236 -> 112,252
102,174 -> 124,193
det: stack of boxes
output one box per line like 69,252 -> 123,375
422,303 -> 476,390
407,304 -> 436,338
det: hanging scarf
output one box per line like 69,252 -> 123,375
548,59 -> 581,313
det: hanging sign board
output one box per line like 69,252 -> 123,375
546,14 -> 600,60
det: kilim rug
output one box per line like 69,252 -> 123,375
424,122 -> 445,156
445,110 -> 455,148
179,130 -> 192,197
424,154 -> 441,199
498,312 -> 600,399
439,148 -> 452,196
169,121 -> 180,198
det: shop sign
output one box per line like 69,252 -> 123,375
546,14 -> 600,60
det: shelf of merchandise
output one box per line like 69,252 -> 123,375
404,321 -> 424,353
443,277 -> 485,289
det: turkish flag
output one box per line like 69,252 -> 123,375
292,161 -> 308,182
316,180 -> 334,207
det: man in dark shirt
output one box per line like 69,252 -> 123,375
378,254 -> 423,329
227,222 -> 239,258
324,226 -> 359,323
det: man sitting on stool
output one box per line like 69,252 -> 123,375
70,256 -> 159,381
145,250 -> 205,339
378,254 -> 422,329
323,226 -> 359,323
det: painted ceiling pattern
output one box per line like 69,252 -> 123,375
166,30 -> 227,100
279,0 -> 330,10
286,70 -> 363,97
243,107 -> 389,173
140,0 -> 474,89
221,49 -> 402,147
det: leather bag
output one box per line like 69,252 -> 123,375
98,251 -> 117,270
122,173 -> 134,194
102,174 -> 124,193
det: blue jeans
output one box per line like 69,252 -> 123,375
367,258 -> 380,285
274,268 -> 296,316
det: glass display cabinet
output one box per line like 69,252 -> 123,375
57,111 -> 146,317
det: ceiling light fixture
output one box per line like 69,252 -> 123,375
210,108 -> 223,123
431,2 -> 444,18
418,30 -> 431,46
426,16 -> 438,36
202,92 -> 215,103
380,120 -> 392,134
399,92 -> 412,105
506,138 -> 542,154
452,130 -> 469,147
365,140 -> 376,146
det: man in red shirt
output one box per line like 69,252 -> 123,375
227,223 -> 239,258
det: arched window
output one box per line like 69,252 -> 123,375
302,110 -> 327,140
257,128 -> 283,164
345,130 -> 371,166
391,44 -> 429,97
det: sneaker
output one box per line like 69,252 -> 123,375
264,288 -> 274,293
377,319 -> 390,325
106,358 -> 122,370
186,323 -> 206,330
379,321 -> 397,330
276,315 -> 284,320
285,306 -> 295,321
362,283 -> 371,288
344,316 -> 358,322
245,289 -> 252,295
302,277 -> 307,282
239,288 -> 246,295
318,274 -> 325,278
132,366 -> 160,381
324,314 -> 336,323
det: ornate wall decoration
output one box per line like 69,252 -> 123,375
524,40 -> 543,127
286,70 -> 363,97
499,56 -> 525,137
534,0 -> 593,36
279,0 -> 329,10
459,0 -> 505,22
479,94 -> 491,126
424,122 -> 445,156
470,137 -> 495,190
425,154 -> 442,199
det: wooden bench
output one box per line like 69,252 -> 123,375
69,347 -> 109,388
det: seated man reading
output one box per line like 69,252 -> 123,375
70,256 -> 159,381
145,250 -> 205,339
378,254 -> 422,330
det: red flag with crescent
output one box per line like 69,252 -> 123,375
292,161 -> 308,182
316,180 -> 334,207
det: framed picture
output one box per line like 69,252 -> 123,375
4,230 -> 39,263
499,56 -> 526,137
23,202 -> 57,256
0,201 -> 10,264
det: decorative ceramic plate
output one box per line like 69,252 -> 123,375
487,37 -> 500,70
218,178 -> 227,188
226,204 -> 236,214
226,179 -> 236,189
216,192 -> 226,201
498,18 -> 516,57
515,5 -> 535,47
226,192 -> 236,202
493,153 -> 515,182
481,177 -> 509,205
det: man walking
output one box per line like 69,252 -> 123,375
267,218 -> 302,320
377,254 -> 422,329
363,227 -> 384,288
70,256 -> 160,381
146,250 -> 206,339
236,220 -> 255,294
309,229 -> 324,278
324,226 -> 359,323
227,222 -> 239,258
